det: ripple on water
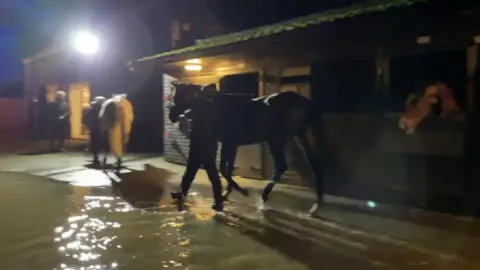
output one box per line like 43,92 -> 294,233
0,175 -> 308,270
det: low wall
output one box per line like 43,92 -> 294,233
0,99 -> 27,135
320,114 -> 466,211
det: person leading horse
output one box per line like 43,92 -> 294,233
169,83 -> 227,212
169,82 -> 325,214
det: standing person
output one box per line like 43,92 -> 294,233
171,84 -> 224,212
48,90 -> 69,152
83,96 -> 107,165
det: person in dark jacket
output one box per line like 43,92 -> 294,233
171,84 -> 224,212
48,90 -> 69,152
83,96 -> 107,165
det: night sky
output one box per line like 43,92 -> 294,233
0,0 -> 365,84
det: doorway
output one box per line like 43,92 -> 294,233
69,83 -> 91,140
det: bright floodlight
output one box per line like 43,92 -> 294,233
72,31 -> 100,55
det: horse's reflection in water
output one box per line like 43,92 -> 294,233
104,164 -> 176,210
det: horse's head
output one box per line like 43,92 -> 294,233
55,90 -> 67,102
168,82 -> 201,123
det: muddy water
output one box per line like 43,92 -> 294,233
0,173 -> 308,270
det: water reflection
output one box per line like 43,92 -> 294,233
0,171 -> 308,270
54,196 -> 127,269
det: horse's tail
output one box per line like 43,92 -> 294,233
299,99 -> 325,204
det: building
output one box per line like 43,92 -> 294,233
22,1 -> 226,151
22,47 -> 164,152
133,0 -> 480,210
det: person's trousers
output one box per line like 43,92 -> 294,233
180,148 -> 223,205
49,120 -> 66,151
90,130 -> 108,161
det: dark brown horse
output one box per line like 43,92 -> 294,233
168,82 -> 324,212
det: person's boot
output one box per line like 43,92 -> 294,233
212,192 -> 224,212
92,158 -> 101,168
171,191 -> 186,211
212,202 -> 224,212
58,141 -> 66,152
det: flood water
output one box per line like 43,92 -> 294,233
0,172 -> 309,270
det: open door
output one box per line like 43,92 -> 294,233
69,83 -> 90,140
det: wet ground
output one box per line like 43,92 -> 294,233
1,172 -> 313,270
1,152 -> 480,270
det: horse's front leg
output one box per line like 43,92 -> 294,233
102,152 -> 108,170
220,143 -> 248,201
116,156 -> 122,173
262,138 -> 287,203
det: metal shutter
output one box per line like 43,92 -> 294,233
163,74 -> 221,167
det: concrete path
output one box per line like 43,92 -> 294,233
1,151 -> 479,267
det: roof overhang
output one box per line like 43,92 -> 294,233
132,0 -> 427,67
22,48 -> 60,65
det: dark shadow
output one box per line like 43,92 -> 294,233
17,149 -> 61,156
216,210 -> 375,270
103,164 -> 177,210
84,162 -> 104,170
84,162 -> 123,171
83,154 -> 161,171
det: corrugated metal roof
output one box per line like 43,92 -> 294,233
136,0 -> 426,62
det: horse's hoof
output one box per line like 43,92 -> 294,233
171,191 -> 183,200
308,203 -> 322,216
261,192 -> 269,203
240,188 -> 250,197
222,190 -> 232,200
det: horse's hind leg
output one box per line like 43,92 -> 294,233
296,125 -> 324,212
220,144 -> 249,200
262,137 -> 287,202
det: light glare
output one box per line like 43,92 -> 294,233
184,64 -> 202,71
72,31 -> 100,55
186,59 -> 201,64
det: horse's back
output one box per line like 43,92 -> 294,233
264,91 -> 310,108
218,94 -> 268,145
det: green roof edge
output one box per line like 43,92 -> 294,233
137,0 -> 426,62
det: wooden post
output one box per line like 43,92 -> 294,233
466,44 -> 478,112
464,42 -> 480,211
375,48 -> 390,113
375,49 -> 386,93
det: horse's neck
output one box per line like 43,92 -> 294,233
198,88 -> 218,101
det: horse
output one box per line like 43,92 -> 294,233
99,94 -> 135,172
168,82 -> 325,212
399,82 -> 460,134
